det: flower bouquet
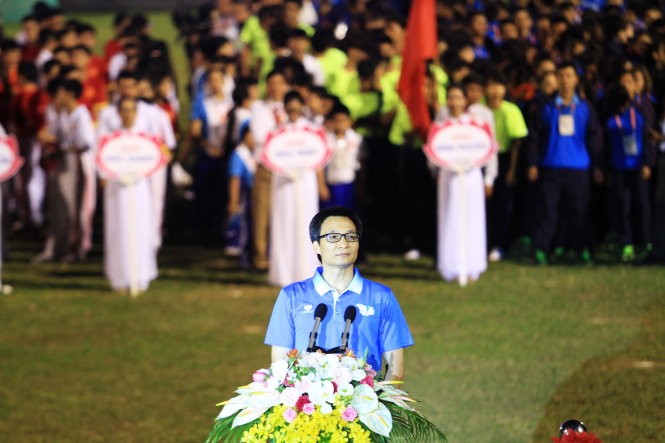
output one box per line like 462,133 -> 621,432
206,350 -> 446,442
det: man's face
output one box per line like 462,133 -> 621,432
557,66 -> 578,93
266,73 -> 288,101
464,83 -> 484,105
117,78 -> 138,98
485,81 -> 506,104
312,216 -> 360,267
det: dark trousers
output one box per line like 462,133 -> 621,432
192,149 -> 228,235
488,153 -> 515,251
654,152 -> 665,258
533,168 -> 590,253
612,169 -> 651,246
397,146 -> 436,254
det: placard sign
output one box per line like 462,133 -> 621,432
260,125 -> 333,174
97,131 -> 168,182
0,135 -> 25,182
424,119 -> 496,172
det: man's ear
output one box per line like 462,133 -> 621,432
312,240 -> 321,255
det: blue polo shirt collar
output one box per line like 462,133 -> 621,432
555,93 -> 580,107
312,267 -> 364,296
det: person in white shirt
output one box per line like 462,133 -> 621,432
100,97 -> 158,293
249,69 -> 288,271
324,104 -> 362,209
190,67 -> 234,236
34,79 -> 95,263
288,28 -> 325,86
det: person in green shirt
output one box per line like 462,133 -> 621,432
327,34 -> 367,110
485,74 -> 529,261
311,30 -> 348,91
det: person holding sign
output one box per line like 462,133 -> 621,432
267,91 -> 328,286
100,97 -> 158,293
434,84 -> 491,283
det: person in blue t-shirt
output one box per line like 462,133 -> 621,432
604,85 -> 655,262
527,62 -> 603,265
224,121 -> 256,263
264,207 -> 414,380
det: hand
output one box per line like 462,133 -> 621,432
205,146 -> 224,158
485,185 -> 493,198
506,168 -> 517,186
593,168 -> 604,184
227,202 -> 239,216
642,165 -> 652,181
527,166 -> 538,182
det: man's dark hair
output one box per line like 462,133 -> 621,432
117,69 -> 140,82
284,90 -> 304,106
557,60 -> 578,74
309,207 -> 364,242
58,78 -> 83,99
18,61 -> 39,83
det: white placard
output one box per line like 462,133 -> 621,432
260,125 -> 333,174
0,135 -> 25,182
97,131 -> 168,182
424,119 -> 496,172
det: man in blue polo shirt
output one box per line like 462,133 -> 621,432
264,207 -> 414,381
527,62 -> 603,265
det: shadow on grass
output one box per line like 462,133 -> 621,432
530,297 -> 665,443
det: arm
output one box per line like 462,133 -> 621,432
383,348 -> 405,381
585,103 -> 604,184
228,176 -> 241,215
271,346 -> 291,362
526,102 -> 544,182
506,138 -> 521,186
317,169 -> 330,202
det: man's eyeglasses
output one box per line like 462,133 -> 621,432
317,233 -> 361,243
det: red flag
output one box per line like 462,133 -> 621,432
397,0 -> 437,140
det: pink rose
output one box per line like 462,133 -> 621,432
283,408 -> 297,423
360,375 -> 375,388
302,403 -> 315,415
341,406 -> 358,422
253,371 -> 267,382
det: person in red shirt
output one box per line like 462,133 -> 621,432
77,23 -> 108,82
103,11 -> 131,64
11,61 -> 48,227
19,14 -> 41,63
71,45 -> 108,118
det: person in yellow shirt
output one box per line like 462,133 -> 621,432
485,74 -> 529,262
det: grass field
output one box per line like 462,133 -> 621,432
1,10 -> 664,443
0,239 -> 663,443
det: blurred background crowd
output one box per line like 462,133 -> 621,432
0,0 -> 664,289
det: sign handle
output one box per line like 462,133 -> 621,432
458,169 -> 467,287
0,188 -> 3,291
294,172 -> 305,274
127,180 -> 140,297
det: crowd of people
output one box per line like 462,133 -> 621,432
0,0 -> 664,290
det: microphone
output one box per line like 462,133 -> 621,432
339,305 -> 357,353
306,303 -> 328,352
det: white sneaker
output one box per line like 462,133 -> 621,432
488,248 -> 502,262
404,249 -> 421,261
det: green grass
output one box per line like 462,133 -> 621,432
0,242 -> 663,443
2,11 -> 664,443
